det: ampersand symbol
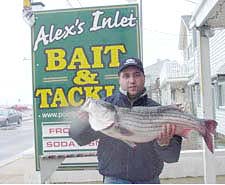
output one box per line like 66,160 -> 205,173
73,70 -> 99,85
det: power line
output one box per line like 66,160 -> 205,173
183,0 -> 198,4
65,0 -> 82,8
77,0 -> 82,7
66,0 -> 73,8
143,27 -> 191,37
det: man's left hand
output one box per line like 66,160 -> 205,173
157,124 -> 176,146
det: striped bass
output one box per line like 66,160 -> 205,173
80,98 -> 217,153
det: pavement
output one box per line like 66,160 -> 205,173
0,148 -> 225,184
0,147 -> 37,184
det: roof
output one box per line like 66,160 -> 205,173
190,0 -> 225,29
181,15 -> 192,29
144,59 -> 167,77
178,15 -> 192,50
187,75 -> 199,85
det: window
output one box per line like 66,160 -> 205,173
196,85 -> 201,106
183,49 -> 189,61
187,44 -> 191,59
192,30 -> 197,48
218,83 -> 225,106
171,89 -> 176,102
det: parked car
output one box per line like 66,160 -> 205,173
0,108 -> 22,127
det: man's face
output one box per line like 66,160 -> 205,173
119,66 -> 145,98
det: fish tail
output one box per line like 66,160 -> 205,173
203,130 -> 214,153
202,120 -> 217,153
205,120 -> 217,135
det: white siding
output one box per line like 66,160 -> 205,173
215,108 -> 225,135
209,30 -> 225,76
196,106 -> 203,119
209,29 -> 225,135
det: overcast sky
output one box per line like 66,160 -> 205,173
0,0 -> 198,105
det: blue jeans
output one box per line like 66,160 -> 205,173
103,176 -> 160,184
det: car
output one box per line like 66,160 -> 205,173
0,108 -> 22,127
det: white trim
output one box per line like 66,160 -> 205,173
190,0 -> 219,28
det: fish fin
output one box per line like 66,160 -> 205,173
203,130 -> 214,153
175,127 -> 192,138
103,123 -> 134,136
157,105 -> 181,113
115,125 -> 134,136
113,124 -> 134,136
123,140 -> 137,148
202,120 -> 217,153
180,128 -> 192,138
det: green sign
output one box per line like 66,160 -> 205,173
32,4 -> 141,170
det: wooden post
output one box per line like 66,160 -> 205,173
198,26 -> 216,184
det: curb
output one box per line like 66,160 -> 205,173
0,147 -> 34,168
23,117 -> 33,121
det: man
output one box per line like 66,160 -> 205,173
70,57 -> 182,184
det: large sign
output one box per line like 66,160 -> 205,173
32,4 -> 141,170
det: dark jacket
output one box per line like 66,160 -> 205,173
97,91 -> 182,181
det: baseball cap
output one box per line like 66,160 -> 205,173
118,57 -> 144,74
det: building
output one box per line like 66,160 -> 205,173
179,11 -> 225,135
159,61 -> 189,107
144,59 -> 166,103
145,59 -> 190,109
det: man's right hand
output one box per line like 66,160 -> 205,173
157,124 -> 176,146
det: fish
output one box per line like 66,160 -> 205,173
80,98 -> 217,153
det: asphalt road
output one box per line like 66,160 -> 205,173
0,119 -> 34,163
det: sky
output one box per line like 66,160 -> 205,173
0,0 -> 199,105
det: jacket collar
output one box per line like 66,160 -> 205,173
119,87 -> 147,105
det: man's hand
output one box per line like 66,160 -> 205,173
157,124 -> 176,146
